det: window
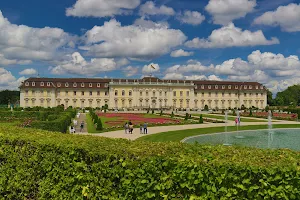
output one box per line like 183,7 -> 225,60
105,83 -> 108,87
195,92 -> 197,97
261,93 -> 263,96
153,91 -> 156,97
215,85 -> 218,89
47,91 -> 50,96
129,91 -> 132,96
256,86 -> 259,89
97,91 -> 100,96
115,90 -> 118,96
229,93 -> 231,97
89,91 -> 92,96
244,93 -> 247,97
208,85 -> 211,89
122,90 -> 125,96
235,93 -> 238,97
82,91 -> 84,96
40,82 -> 44,86
32,90 -> 35,95
249,86 -> 252,89
180,91 -> 183,96
89,83 -> 92,87
165,91 -> 167,96
140,91 -> 143,96
244,85 -> 247,89
32,82 -> 35,86
105,91 -> 108,96
160,91 -> 162,96
201,85 -> 204,89
228,85 -> 231,89
146,91 -> 149,96
222,93 -> 224,97
173,91 -> 176,96
97,83 -> 101,87
25,82 -> 29,86
65,83 -> 69,87
187,91 -> 189,96
256,93 -> 258,97
215,92 -> 218,97
222,85 -> 225,89
57,83 -> 61,87
47,82 -> 50,86
73,83 -> 77,87
66,91 -> 68,96
249,93 -> 252,96
57,91 -> 60,96
208,92 -> 211,97
81,83 -> 85,87
260,86 -> 263,89
202,92 -> 204,97
74,91 -> 77,96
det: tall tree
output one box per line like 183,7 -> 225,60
0,90 -> 20,105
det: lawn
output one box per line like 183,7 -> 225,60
136,124 -> 300,142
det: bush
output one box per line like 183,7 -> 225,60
249,109 -> 253,117
185,113 -> 189,120
199,114 -> 203,124
1,125 -> 300,199
47,114 -> 59,121
96,117 -> 103,131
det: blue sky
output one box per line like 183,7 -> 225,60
0,0 -> 300,94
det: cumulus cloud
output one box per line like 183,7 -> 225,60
82,19 -> 187,60
163,73 -> 183,79
170,49 -> 194,57
177,11 -> 205,25
165,61 -> 213,74
205,0 -> 256,25
0,11 -> 75,62
133,18 -> 169,28
163,73 -> 222,81
139,1 -> 175,16
50,52 -> 123,76
123,66 -> 139,77
185,23 -> 279,48
142,63 -> 160,74
66,0 -> 141,18
253,3 -> 300,32
0,53 -> 31,66
19,68 -> 37,76
0,68 -> 25,90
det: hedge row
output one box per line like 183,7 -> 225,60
1,125 -> 300,199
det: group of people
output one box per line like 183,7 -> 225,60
124,121 -> 148,134
70,121 -> 85,133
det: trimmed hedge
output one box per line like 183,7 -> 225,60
1,125 -> 300,199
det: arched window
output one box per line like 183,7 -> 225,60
122,90 -> 125,96
129,90 -> 132,96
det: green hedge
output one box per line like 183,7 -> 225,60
1,125 -> 300,199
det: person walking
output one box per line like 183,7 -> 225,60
143,122 -> 148,134
128,121 -> 133,134
140,124 -> 143,134
124,122 -> 129,134
80,121 -> 84,132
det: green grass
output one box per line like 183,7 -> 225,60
198,114 -> 269,122
136,124 -> 300,142
86,114 -> 98,133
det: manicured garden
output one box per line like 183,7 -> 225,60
1,124 -> 300,199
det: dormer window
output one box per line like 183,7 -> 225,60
228,85 -> 231,89
81,83 -> 85,87
249,85 -> 252,89
65,83 -> 69,87
260,86 -> 263,89
222,85 -> 225,89
32,82 -> 35,86
47,82 -> 50,86
215,85 -> 218,89
40,82 -> 44,86
235,85 -> 238,89
244,85 -> 247,89
97,83 -> 101,88
256,85 -> 259,89
89,83 -> 92,87
57,83 -> 61,87
208,85 -> 211,89
25,82 -> 29,86
73,83 -> 77,87
201,85 -> 204,89
105,83 -> 108,87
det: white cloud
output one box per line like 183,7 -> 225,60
66,0 -> 141,18
0,53 -> 31,66
170,49 -> 194,57
82,19 -> 187,60
0,68 -> 25,90
177,11 -> 205,25
123,66 -> 139,77
133,18 -> 169,29
205,0 -> 256,25
253,3 -> 300,32
165,61 -> 213,74
0,11 -> 75,62
163,73 -> 222,81
214,58 -> 252,76
163,73 -> 183,80
50,52 -> 121,76
139,1 -> 175,16
185,23 -> 279,48
19,68 -> 37,76
142,63 -> 160,74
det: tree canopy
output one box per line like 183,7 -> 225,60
0,90 -> 20,105
273,85 -> 300,106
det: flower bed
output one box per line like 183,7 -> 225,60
241,112 -> 298,120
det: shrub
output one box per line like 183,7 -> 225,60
185,113 -> 189,120
249,109 -> 253,117
96,117 -> 103,131
199,114 -> 203,124
47,114 -> 59,121
1,125 -> 300,199
171,111 -> 174,118
160,110 -> 163,116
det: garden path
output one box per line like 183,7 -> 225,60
74,113 -> 88,133
75,120 -> 300,140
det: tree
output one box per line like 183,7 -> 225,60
152,109 -> 154,114
185,113 -> 189,120
0,90 -> 20,105
199,114 -> 203,124
171,111 -> 174,118
96,117 -> 103,131
249,109 -> 253,117
267,89 -> 274,106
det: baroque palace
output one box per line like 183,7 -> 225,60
20,77 -> 267,110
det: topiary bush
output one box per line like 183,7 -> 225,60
199,114 -> 203,124
96,117 -> 103,131
171,111 -> 174,118
1,125 -> 300,199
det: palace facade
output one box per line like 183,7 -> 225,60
19,77 -> 267,110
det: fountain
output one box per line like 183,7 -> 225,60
223,110 -> 231,146
268,110 -> 273,148
235,110 -> 245,139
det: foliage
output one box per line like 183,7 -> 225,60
199,114 -> 203,124
267,89 -> 274,106
0,90 -> 20,105
185,113 -> 189,120
160,110 -> 163,116
241,104 -> 246,110
171,111 -> 174,118
96,117 -> 103,131
249,109 -> 253,117
2,125 -> 300,199
274,84 -> 300,106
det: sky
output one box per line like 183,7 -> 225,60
0,0 -> 300,95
